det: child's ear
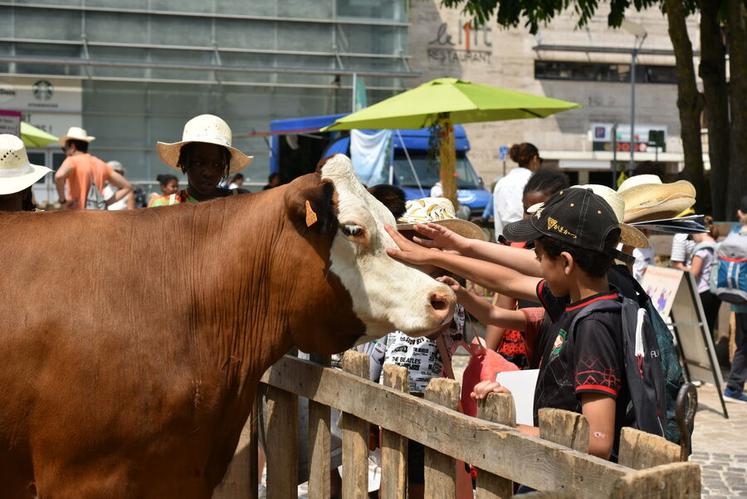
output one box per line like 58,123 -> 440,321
561,251 -> 574,275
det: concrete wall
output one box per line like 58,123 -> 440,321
407,0 -> 701,183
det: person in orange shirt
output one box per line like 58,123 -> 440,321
54,126 -> 132,210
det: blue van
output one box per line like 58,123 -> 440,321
269,114 -> 491,218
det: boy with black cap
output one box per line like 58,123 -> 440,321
470,188 -> 629,459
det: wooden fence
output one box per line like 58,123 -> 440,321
230,352 -> 700,498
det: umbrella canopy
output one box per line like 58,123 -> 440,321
20,121 -> 58,148
323,77 -> 580,131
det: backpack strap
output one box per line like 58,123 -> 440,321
691,241 -> 717,256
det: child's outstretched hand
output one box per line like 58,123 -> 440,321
436,275 -> 465,296
412,223 -> 470,253
470,380 -> 510,400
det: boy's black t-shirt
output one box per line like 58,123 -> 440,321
533,281 -> 632,450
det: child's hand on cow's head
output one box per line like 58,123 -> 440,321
413,223 -> 469,254
470,380 -> 510,400
436,276 -> 464,296
385,225 -> 438,266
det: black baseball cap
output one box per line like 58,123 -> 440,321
503,188 -> 620,252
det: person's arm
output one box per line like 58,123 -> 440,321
104,171 -> 133,207
485,293 -> 517,351
386,226 -> 541,302
54,161 -> 74,207
581,394 -> 616,459
409,223 -> 542,277
671,261 -> 688,271
689,254 -> 704,280
438,277 -> 528,330
126,191 -> 136,210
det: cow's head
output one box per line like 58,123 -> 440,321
283,155 -> 455,353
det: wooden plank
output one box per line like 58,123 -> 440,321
476,393 -> 515,499
617,427 -> 680,470
212,405 -> 259,499
423,378 -> 460,499
307,354 -> 331,499
264,385 -> 298,499
307,400 -> 331,499
521,491 -> 575,498
380,364 -> 408,499
610,462 -> 700,498
340,351 -> 369,499
261,356 -> 632,498
538,408 -> 589,453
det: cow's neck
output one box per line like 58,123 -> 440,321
187,192 -> 295,408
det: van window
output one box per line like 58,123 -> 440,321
393,152 -> 481,190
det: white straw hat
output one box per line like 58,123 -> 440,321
397,197 -> 488,241
617,174 -> 696,222
156,114 -> 253,174
0,134 -> 52,195
59,126 -> 95,146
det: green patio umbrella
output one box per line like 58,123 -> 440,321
323,77 -> 580,204
21,121 -> 59,148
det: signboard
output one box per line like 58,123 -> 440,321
0,109 -> 21,136
498,144 -> 509,161
640,266 -> 683,320
669,271 -> 728,418
590,123 -> 667,153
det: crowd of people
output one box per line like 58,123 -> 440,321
3,116 -> 747,497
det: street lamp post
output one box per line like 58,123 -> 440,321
621,20 -> 647,175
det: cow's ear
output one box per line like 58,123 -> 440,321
286,173 -> 339,235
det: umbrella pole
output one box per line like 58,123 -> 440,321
437,115 -> 458,208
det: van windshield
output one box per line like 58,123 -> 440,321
393,153 -> 481,189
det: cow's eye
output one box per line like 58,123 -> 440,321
341,224 -> 363,238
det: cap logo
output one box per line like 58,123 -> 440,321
547,217 -> 577,239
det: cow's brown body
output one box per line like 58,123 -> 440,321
0,173 -> 365,498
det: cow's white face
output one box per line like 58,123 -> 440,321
321,155 -> 456,340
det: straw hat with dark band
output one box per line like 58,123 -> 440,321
0,134 -> 52,195
618,174 -> 696,223
156,114 -> 253,174
396,197 -> 488,241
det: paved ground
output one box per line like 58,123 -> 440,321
689,382 -> 747,497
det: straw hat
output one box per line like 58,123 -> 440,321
397,197 -> 488,241
156,114 -> 253,174
527,185 -> 650,248
59,126 -> 95,146
0,134 -> 52,195
617,174 -> 696,223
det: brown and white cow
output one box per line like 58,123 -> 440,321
0,155 -> 454,498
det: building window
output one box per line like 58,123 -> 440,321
534,60 -> 677,84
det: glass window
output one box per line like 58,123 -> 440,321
534,60 -> 677,84
393,152 -> 481,190
337,0 -> 405,22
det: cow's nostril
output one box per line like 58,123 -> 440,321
430,295 -> 449,311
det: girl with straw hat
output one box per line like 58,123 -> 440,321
151,114 -> 253,207
0,134 -> 52,212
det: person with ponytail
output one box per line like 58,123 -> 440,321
492,142 -> 542,240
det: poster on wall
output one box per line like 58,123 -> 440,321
639,266 -> 684,320
0,110 -> 21,135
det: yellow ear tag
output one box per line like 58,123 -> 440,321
305,200 -> 318,227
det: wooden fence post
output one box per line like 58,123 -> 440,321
380,364 -> 409,499
308,355 -> 331,499
538,408 -> 589,453
610,462 -> 700,498
340,351 -> 370,499
265,385 -> 299,499
424,378 -> 460,499
476,392 -> 515,499
617,427 -> 680,470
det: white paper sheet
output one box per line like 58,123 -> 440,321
496,369 -> 540,426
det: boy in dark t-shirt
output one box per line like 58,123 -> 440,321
471,188 -> 627,460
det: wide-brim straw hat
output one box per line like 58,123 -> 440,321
527,184 -> 649,248
59,126 -> 95,146
0,134 -> 52,195
156,114 -> 253,174
618,174 -> 696,223
396,197 -> 488,241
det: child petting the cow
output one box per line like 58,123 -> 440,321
470,189 -> 629,459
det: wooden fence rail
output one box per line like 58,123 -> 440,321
248,352 -> 699,499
